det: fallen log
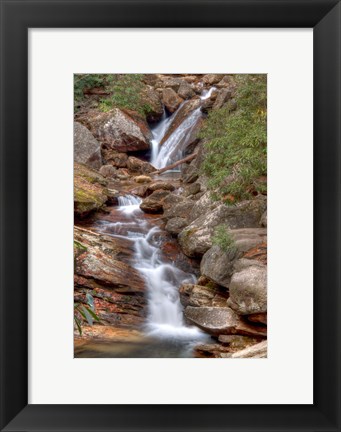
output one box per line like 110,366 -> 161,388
151,153 -> 198,175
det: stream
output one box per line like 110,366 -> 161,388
75,86 -> 216,358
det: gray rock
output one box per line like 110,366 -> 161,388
141,86 -> 164,123
165,217 -> 188,235
163,200 -> 194,221
101,150 -> 128,167
216,75 -> 235,89
159,77 -> 183,91
162,88 -> 183,113
260,210 -> 267,227
229,340 -> 267,358
227,265 -> 267,315
181,165 -> 199,184
184,182 -> 201,197
233,257 -> 264,272
179,284 -> 223,307
99,164 -> 117,178
96,108 -> 151,152
74,122 -> 102,169
179,198 -> 266,257
202,74 -> 224,85
147,182 -> 176,193
127,156 -> 155,174
177,82 -> 196,99
200,245 -> 238,288
140,190 -> 170,213
185,306 -> 267,337
230,228 -> 267,253
213,88 -> 232,110
189,192 -> 218,222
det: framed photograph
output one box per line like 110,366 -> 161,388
1,0 -> 340,431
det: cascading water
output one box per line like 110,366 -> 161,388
94,196 -> 206,344
150,109 -> 172,163
200,86 -> 216,100
78,86 -> 218,357
153,107 -> 202,169
150,86 -> 216,169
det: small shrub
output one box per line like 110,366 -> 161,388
212,225 -> 237,254
74,74 -> 152,116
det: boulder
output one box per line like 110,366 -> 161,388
127,156 -> 155,174
162,88 -> 183,113
162,193 -> 185,210
159,76 -> 183,91
74,227 -> 146,327
230,228 -> 267,253
200,245 -> 238,288
147,181 -> 176,193
74,122 -> 102,169
227,265 -> 267,315
189,192 -> 219,222
243,241 -> 267,265
129,185 -> 149,197
101,149 -> 128,167
140,86 -> 164,122
179,202 -> 266,258
165,217 -> 188,235
74,163 -> 108,218
181,165 -> 199,184
228,340 -> 267,358
142,74 -> 159,86
140,190 -> 170,213
99,164 -> 117,178
216,75 -> 235,89
185,306 -> 267,337
94,108 -> 151,152
163,199 -> 194,221
212,88 -> 232,110
177,82 -> 196,99
218,334 -> 261,349
202,74 -> 224,85
179,284 -> 227,308
134,175 -> 152,184
184,182 -> 201,197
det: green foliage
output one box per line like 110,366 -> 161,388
200,74 -> 267,202
74,293 -> 100,335
74,74 -> 152,116
212,225 -> 237,254
74,74 -> 106,103
73,240 -> 87,252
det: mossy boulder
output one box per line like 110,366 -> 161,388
74,163 -> 109,218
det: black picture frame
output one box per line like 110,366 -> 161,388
1,0 -> 340,431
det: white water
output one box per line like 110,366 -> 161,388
153,107 -> 202,169
94,88 -> 219,346
200,86 -> 216,100
150,86 -> 216,170
95,197 -> 206,341
150,109 -> 172,164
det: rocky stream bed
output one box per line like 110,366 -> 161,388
74,74 -> 267,358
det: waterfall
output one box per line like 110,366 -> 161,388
153,107 -> 202,169
95,196 -> 206,340
117,194 -> 142,206
150,86 -> 216,170
150,109 -> 172,163
200,86 -> 216,100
